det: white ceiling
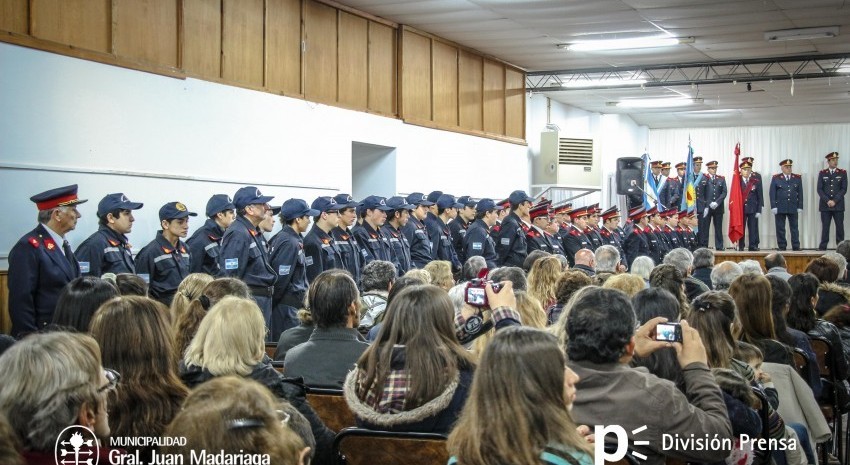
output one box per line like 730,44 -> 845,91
335,0 -> 850,128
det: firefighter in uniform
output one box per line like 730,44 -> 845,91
136,202 -> 196,306
187,194 -> 235,276
584,204 -> 604,250
304,196 -> 344,282
402,192 -> 434,269
623,208 -> 650,269
495,190 -> 534,267
817,152 -> 847,250
463,198 -> 503,269
353,195 -> 395,266
383,196 -> 415,275
696,160 -> 727,250
526,200 -> 554,254
739,161 -> 764,251
331,193 -> 363,284
660,162 -> 685,211
644,207 -> 667,264
662,209 -> 682,250
563,206 -> 592,267
269,198 -> 317,336
450,196 -> 476,263
426,194 -> 463,272
75,193 -> 143,277
599,206 -> 626,266
769,159 -> 804,251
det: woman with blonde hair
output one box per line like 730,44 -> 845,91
424,260 -> 454,290
163,376 -> 309,465
172,277 -> 250,358
471,290 -> 546,357
448,327 -> 593,465
179,296 -> 335,465
169,273 -> 213,324
603,273 -> 645,298
90,296 -> 187,462
528,256 -> 564,309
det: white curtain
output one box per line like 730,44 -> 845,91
647,124 -> 850,250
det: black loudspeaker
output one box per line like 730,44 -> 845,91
616,157 -> 644,195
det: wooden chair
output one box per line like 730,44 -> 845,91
791,347 -> 808,379
334,427 -> 448,465
809,336 -> 843,465
306,387 -> 356,433
265,342 -> 277,360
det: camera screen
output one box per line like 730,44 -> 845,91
467,287 -> 486,306
656,323 -> 679,342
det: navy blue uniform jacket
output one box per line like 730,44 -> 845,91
75,225 -> 135,276
186,219 -> 225,276
135,231 -> 192,305
220,215 -> 276,287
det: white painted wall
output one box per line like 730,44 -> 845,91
0,43 -> 529,267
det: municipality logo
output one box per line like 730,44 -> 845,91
55,426 -> 99,465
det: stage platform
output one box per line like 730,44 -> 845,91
713,250 -> 826,275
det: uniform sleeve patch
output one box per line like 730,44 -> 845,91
305,256 -> 314,266
79,262 -> 90,273
472,242 -> 483,250
500,237 -> 511,245
138,273 -> 150,283
224,258 -> 239,270
278,265 -> 291,275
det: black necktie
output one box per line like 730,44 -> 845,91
62,240 -> 75,268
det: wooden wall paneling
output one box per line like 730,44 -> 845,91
31,0 -> 111,53
504,66 -> 525,139
431,40 -> 457,127
303,0 -> 337,103
265,0 -> 302,95
400,29 -> 431,121
337,11 -> 367,109
221,0 -> 264,87
367,21 -> 395,115
482,59 -> 505,135
458,50 -> 482,131
0,0 -> 28,34
113,0 -> 179,67
182,0 -> 222,78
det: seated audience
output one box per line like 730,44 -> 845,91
630,255 -> 654,283
594,244 -> 621,275
515,290 -> 547,329
0,335 -> 15,357
424,260 -> 454,290
692,247 -> 715,289
837,240 -> 850,286
489,266 -> 527,291
461,255 -> 487,283
173,277 -> 251,358
664,247 -> 709,301
89,296 -> 187,462
566,287 -> 733,465
601,273 -> 645,298
765,253 -> 792,281
739,259 -> 763,275
50,276 -> 118,332
366,275 -> 432,342
162,376 -> 309,465
823,304 -> 850,361
807,256 -> 850,315
102,272 -> 149,296
169,272 -> 213,324
275,308 -> 314,361
448,327 -> 593,465
824,251 -> 848,286
571,249 -> 595,277
0,413 -> 22,465
649,264 -> 691,316
359,260 -> 396,332
528,256 -> 563,309
285,270 -> 368,388
729,273 -> 793,365
403,268 -> 431,283
711,261 -> 743,291
631,288 -> 684,390
0,332 -> 115,463
522,249 -> 551,274
547,271 -> 591,325
179,296 -> 335,465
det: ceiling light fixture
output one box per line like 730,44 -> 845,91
559,36 -> 694,52
610,98 -> 704,108
561,78 -> 648,88
764,26 -> 838,42
837,66 -> 850,74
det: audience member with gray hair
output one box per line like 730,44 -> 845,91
824,252 -> 848,285
664,248 -> 709,301
764,253 -> 792,281
595,245 -> 620,273
489,266 -> 528,291
738,259 -> 763,275
360,260 -> 397,331
836,240 -> 850,286
462,255 -> 487,283
691,248 -> 715,290
630,256 -> 655,283
710,261 -> 743,291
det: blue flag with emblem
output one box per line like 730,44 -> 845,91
642,152 -> 658,210
681,142 -> 697,214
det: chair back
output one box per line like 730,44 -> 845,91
791,348 -> 808,379
306,387 -> 356,432
809,337 -> 833,378
334,427 -> 448,465
271,360 -> 284,374
265,342 -> 277,360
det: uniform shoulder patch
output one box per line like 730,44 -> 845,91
793,174 -> 801,178
207,234 -> 220,242
108,239 -> 120,247
28,237 -> 40,248
569,229 -> 580,237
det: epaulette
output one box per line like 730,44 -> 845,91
161,246 -> 173,254
569,229 -> 581,237
839,168 -> 847,173
526,230 -> 539,238
792,174 -> 801,179
208,234 -> 220,242
600,229 -> 610,236
108,239 -> 120,246
773,173 -> 782,178
28,237 -> 40,248
492,225 -> 501,233
716,175 -> 725,179
821,169 -> 829,174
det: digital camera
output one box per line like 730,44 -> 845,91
464,278 -> 502,308
655,322 -> 683,343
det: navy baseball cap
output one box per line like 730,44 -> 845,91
508,190 -> 534,205
205,194 -> 236,217
333,194 -> 359,209
457,196 -> 477,208
406,192 -> 434,206
311,196 -> 339,213
356,201 -> 366,218
30,184 -> 87,210
159,202 -> 198,221
476,198 -> 504,212
233,186 -> 274,209
437,194 -> 463,209
97,193 -> 143,217
269,205 -> 281,215
281,198 -> 319,220
362,195 -> 393,211
386,196 -> 415,210
427,191 -> 443,204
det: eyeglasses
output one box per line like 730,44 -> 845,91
98,368 -> 121,393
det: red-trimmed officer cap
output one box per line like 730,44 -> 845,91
570,206 -> 589,219
826,152 -> 839,161
601,206 -> 620,221
706,161 -> 719,168
629,208 -> 646,221
661,162 -> 671,169
530,200 -> 551,220
779,159 -> 793,167
675,162 -> 686,169
30,184 -> 87,211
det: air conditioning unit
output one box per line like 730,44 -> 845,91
533,132 -> 601,189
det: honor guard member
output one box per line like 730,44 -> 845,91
269,198 -> 318,337
696,160 -> 727,250
691,156 -> 705,183
383,196 -> 415,274
527,200 -> 554,254
187,194 -> 235,276
584,204 -> 604,250
450,195 -> 477,262
658,162 -> 670,197
426,194 -> 464,272
563,207 -> 592,267
770,159 -> 804,251
660,162 -> 685,211
644,207 -> 667,265
495,190 -> 534,267
331,193 -> 363,284
258,204 -> 280,250
353,195 -> 395,266
491,198 -> 511,235
401,192 -> 435,269
545,213 -> 566,256
221,186 -> 277,335
75,193 -> 143,277
739,161 -> 764,251
464,198 -> 503,269
741,157 -> 762,182
599,206 -> 626,265
551,203 -> 572,242
817,152 -> 847,249
9,185 -> 86,337
662,209 -> 682,249
623,208 -> 650,269
136,202 -> 196,306
676,211 -> 697,251
304,196 -> 344,282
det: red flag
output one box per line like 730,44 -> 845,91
728,143 -> 744,244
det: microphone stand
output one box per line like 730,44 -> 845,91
626,182 -> 668,210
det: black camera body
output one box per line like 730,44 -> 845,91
464,278 -> 502,308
